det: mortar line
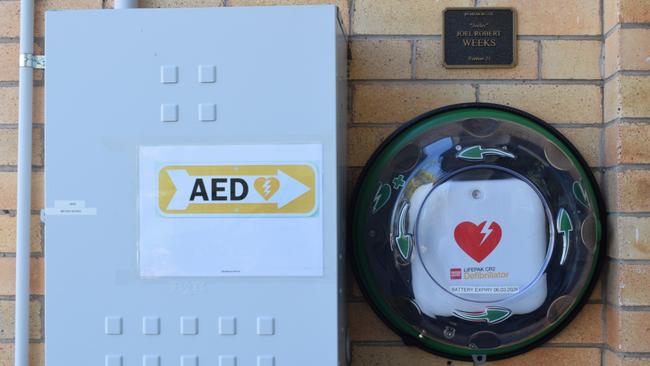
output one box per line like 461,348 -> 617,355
0,211 -> 43,217
0,124 -> 43,129
537,40 -> 542,80
0,252 -> 44,257
0,339 -> 45,344
0,295 -> 41,301
348,123 -> 402,128
600,0 -> 608,350
0,82 -> 44,89
604,70 -> 650,84
348,122 -> 606,128
409,40 -> 416,80
0,210 -> 41,216
39,215 -> 45,254
540,343 -> 605,349
0,166 -> 44,172
350,79 -> 602,85
620,22 -> 650,29
601,164 -> 650,171
351,341 -> 605,349
603,22 -> 650,41
348,83 -> 355,130
618,117 -> 650,123
38,295 -> 45,342
348,34 -> 442,41
350,341 -> 404,347
599,0 -> 607,178
604,117 -> 650,127
604,23 -> 620,40
606,348 -> 650,358
348,0 -> 354,36
0,80 -> 45,87
518,35 -> 601,41
609,258 -> 650,266
608,304 -> 650,312
347,34 -> 603,41
606,212 -> 650,217
553,123 -> 606,128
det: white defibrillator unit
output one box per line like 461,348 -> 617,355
44,6 -> 347,365
410,177 -> 549,318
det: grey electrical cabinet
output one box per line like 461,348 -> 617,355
44,6 -> 347,366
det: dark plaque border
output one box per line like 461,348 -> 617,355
443,7 -> 517,68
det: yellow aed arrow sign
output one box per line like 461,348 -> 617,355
158,164 -> 317,215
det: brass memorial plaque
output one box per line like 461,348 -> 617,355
443,8 -> 517,68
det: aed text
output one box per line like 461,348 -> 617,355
190,178 -> 249,202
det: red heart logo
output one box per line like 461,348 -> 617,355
453,221 -> 502,263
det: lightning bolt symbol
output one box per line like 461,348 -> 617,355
263,179 -> 272,196
479,221 -> 493,246
373,192 -> 381,207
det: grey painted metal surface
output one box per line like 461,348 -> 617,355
45,6 -> 347,365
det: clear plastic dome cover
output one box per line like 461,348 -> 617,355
351,104 -> 604,361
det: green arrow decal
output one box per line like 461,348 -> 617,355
371,183 -> 391,214
456,145 -> 516,161
572,181 -> 590,208
453,307 -> 512,325
394,204 -> 412,261
557,208 -> 573,265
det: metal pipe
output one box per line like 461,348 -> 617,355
15,0 -> 34,364
114,0 -> 138,9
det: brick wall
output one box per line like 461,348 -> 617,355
603,0 -> 650,365
0,0 -> 648,365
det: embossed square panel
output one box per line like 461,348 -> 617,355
160,104 -> 178,122
198,65 -> 216,83
143,355 -> 160,366
105,317 -> 122,335
219,355 -> 237,366
181,316 -> 198,335
160,65 -> 178,84
198,103 -> 216,122
105,355 -> 123,366
257,355 -> 275,366
142,316 -> 160,335
181,355 -> 199,366
219,316 -> 236,335
257,316 -> 275,335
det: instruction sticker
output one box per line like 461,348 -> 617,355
158,164 -> 317,215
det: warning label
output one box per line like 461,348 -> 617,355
450,286 -> 520,295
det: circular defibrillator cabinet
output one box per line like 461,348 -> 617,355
351,104 -> 604,361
